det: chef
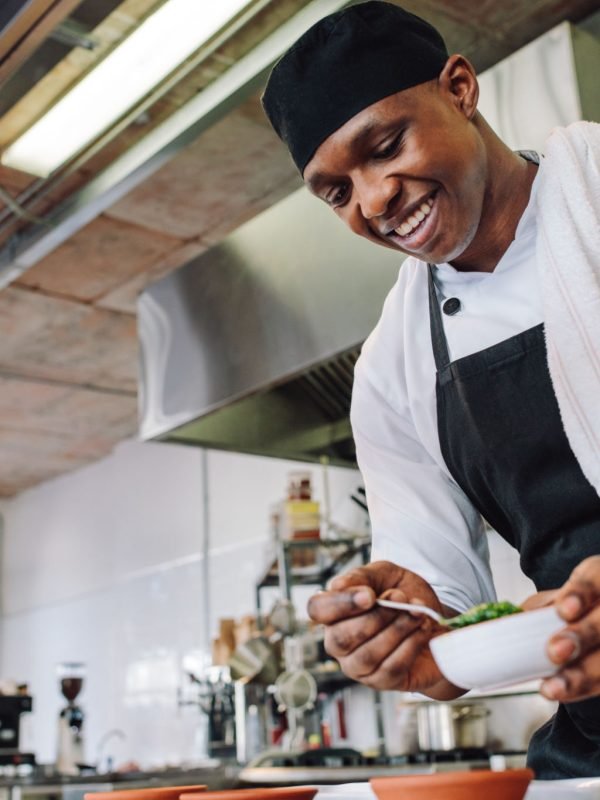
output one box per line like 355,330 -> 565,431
261,0 -> 600,779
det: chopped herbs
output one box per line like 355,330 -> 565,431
446,600 -> 523,629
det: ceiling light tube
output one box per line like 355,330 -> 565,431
1,0 -> 251,177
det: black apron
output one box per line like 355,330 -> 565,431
427,216 -> 600,777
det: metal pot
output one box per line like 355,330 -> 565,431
228,636 -> 280,685
417,702 -> 490,751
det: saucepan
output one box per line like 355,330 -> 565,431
416,701 -> 489,751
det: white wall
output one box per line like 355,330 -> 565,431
0,435 -> 535,768
0,439 -> 365,768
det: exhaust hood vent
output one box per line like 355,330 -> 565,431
138,187 -> 402,466
161,345 -> 361,464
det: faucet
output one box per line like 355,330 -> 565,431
96,728 -> 126,773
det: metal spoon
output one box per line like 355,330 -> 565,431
376,598 -> 450,625
377,598 -> 522,629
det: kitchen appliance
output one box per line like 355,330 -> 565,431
56,661 -> 86,774
0,693 -> 35,770
138,185 -> 401,467
186,668 -> 236,759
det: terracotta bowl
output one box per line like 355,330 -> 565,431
84,785 -> 206,800
371,768 -> 534,800
180,788 -> 317,800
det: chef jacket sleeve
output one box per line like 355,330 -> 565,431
351,357 -> 497,614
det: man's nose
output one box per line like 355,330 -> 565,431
356,176 -> 397,220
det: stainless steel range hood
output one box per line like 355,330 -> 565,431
138,187 -> 402,466
138,20 -> 599,466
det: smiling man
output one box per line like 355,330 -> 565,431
262,0 -> 600,779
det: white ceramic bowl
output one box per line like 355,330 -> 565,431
429,606 -> 565,691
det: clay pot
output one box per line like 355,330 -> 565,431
180,788 -> 317,800
371,768 -> 534,800
84,785 -> 206,800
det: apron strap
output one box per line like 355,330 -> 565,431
427,263 -> 450,372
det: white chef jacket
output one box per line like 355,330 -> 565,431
351,160 -> 544,613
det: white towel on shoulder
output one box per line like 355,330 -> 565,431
537,121 -> 600,495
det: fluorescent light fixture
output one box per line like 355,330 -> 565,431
2,0 -> 251,177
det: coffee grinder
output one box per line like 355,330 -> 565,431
56,662 -> 86,774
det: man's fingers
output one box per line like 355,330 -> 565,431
325,605 -> 400,659
521,589 -> 558,611
380,587 -> 429,613
359,627 -> 438,691
555,556 -> 600,621
328,567 -> 374,592
307,563 -> 448,695
325,606 -> 420,664
307,586 -> 375,624
337,613 -> 427,683
548,605 -> 600,666
328,560 -> 408,594
541,648 -> 600,703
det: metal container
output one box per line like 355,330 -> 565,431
228,636 -> 280,685
417,702 -> 490,751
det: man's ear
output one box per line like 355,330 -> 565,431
438,54 -> 479,120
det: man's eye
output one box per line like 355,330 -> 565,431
374,134 -> 402,160
328,185 -> 349,206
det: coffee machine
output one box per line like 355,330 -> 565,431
56,662 -> 86,774
0,693 -> 35,770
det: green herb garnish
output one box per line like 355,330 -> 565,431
447,600 -> 523,629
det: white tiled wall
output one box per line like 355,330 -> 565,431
0,440 -> 365,767
0,437 -> 540,767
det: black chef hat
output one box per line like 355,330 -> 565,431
262,1 -> 448,174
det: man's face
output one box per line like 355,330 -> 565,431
303,74 -> 487,265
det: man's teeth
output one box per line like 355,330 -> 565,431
395,197 -> 434,236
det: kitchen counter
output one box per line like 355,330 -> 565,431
0,763 -> 236,800
238,758 -> 492,785
3,764 -> 599,800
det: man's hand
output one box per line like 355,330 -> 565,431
307,560 -> 463,698
540,556 -> 600,703
521,589 -> 558,611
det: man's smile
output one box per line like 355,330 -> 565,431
379,189 -> 439,251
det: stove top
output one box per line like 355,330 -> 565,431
246,746 -> 504,769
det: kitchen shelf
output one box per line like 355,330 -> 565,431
255,537 -> 370,612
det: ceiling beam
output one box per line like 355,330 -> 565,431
0,0 -> 350,291
0,0 -> 84,88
